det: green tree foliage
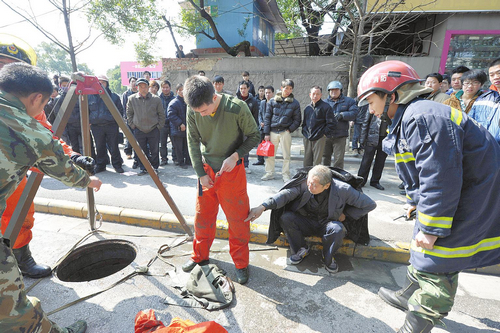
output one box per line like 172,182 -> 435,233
36,42 -> 92,76
106,65 -> 126,95
275,0 -> 305,39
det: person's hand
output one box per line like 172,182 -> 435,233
71,155 -> 95,173
180,124 -> 186,131
407,205 -> 416,219
218,153 -> 239,175
264,135 -> 270,141
200,175 -> 214,189
339,213 -> 346,222
335,113 -> 343,121
244,205 -> 266,222
88,176 -> 102,192
260,122 -> 264,127
415,231 -> 438,250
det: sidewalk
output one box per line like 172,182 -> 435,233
33,136 -> 500,276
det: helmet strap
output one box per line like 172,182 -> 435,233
381,94 -> 393,126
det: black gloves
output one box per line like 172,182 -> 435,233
335,113 -> 344,121
71,155 -> 96,173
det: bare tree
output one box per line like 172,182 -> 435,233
1,0 -> 101,72
299,0 -> 338,56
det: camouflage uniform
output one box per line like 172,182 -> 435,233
0,90 -> 90,332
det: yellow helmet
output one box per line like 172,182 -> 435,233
0,33 -> 37,66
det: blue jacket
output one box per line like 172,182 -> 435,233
121,89 -> 136,118
160,91 -> 175,129
264,92 -> 301,134
468,90 -> 500,145
167,95 -> 187,138
89,87 -> 123,126
382,99 -> 500,273
301,99 -> 336,141
324,94 -> 358,138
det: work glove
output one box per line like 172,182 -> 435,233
71,155 -> 96,173
335,113 -> 343,121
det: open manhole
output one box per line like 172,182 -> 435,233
56,239 -> 137,282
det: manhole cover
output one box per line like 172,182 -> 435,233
56,239 -> 137,282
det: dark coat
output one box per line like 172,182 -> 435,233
301,99 -> 335,141
360,112 -> 388,148
264,92 -> 301,134
167,95 -> 187,138
258,99 -> 267,131
267,167 -> 374,245
52,92 -> 80,127
89,87 -> 123,125
324,94 -> 358,138
160,91 -> 175,129
236,92 -> 260,126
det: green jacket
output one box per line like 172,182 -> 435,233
0,91 -> 90,225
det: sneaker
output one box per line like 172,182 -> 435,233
253,161 -> 265,166
245,168 -> 252,174
261,173 -> 275,181
137,170 -> 148,176
325,259 -> 339,273
235,267 -> 249,285
289,247 -> 310,265
283,175 -> 291,183
114,166 -> 124,173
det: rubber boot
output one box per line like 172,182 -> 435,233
397,312 -> 433,333
13,244 -> 52,278
378,270 -> 419,311
50,320 -> 87,333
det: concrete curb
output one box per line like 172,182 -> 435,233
34,198 -> 500,276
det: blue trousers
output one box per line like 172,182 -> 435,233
280,211 -> 345,265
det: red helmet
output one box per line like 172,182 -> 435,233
357,60 -> 422,106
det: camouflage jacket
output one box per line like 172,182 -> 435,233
0,91 -> 90,226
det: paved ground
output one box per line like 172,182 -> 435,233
25,213 -> 500,333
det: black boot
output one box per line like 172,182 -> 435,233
13,244 -> 52,278
378,271 -> 419,311
397,312 -> 433,333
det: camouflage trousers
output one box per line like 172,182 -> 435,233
0,239 -> 66,333
407,264 -> 459,326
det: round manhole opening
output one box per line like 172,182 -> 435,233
56,239 -> 137,282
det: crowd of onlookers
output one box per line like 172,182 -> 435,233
43,58 -> 500,190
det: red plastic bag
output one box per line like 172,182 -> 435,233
256,140 -> 274,157
135,310 -> 228,333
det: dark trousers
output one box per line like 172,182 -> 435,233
134,127 -> 160,170
171,135 -> 190,165
257,131 -> 265,164
352,124 -> 362,149
66,124 -> 96,159
160,126 -> 176,162
280,211 -> 345,266
91,123 -> 123,169
357,136 -> 388,185
124,123 -> 134,156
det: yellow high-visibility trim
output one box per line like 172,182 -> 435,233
411,236 -> 500,258
395,152 -> 415,164
418,210 -> 453,228
405,194 -> 411,201
450,108 -> 463,126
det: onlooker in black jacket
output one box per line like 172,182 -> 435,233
302,86 -> 336,167
262,79 -> 301,182
323,81 -> 358,169
352,99 -> 368,157
167,84 -> 190,168
254,85 -> 274,166
357,106 -> 388,190
89,75 -> 124,173
159,80 -> 175,165
235,71 -> 256,97
237,81 -> 260,173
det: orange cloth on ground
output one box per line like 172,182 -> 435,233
191,162 -> 250,269
134,309 -> 227,333
0,111 -> 76,248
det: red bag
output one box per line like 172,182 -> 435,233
257,140 -> 274,157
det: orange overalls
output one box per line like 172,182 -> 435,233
0,112 -> 76,248
191,161 -> 250,269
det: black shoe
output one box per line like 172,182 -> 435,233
398,182 -> 405,190
400,190 -> 406,196
397,312 -> 433,333
235,267 -> 249,285
160,159 -> 168,166
65,320 -> 87,333
132,161 -> 138,169
12,244 -> 52,278
370,183 -> 385,190
378,271 -> 419,312
137,170 -> 148,176
94,166 -> 106,174
179,164 -> 188,169
182,259 -> 209,272
114,166 -> 124,173
252,161 -> 265,166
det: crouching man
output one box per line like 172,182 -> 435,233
246,165 -> 376,273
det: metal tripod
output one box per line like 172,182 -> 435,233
3,74 -> 192,246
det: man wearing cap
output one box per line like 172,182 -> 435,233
358,60 -> 500,333
89,74 -> 124,173
323,81 -> 358,169
127,77 -> 165,175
